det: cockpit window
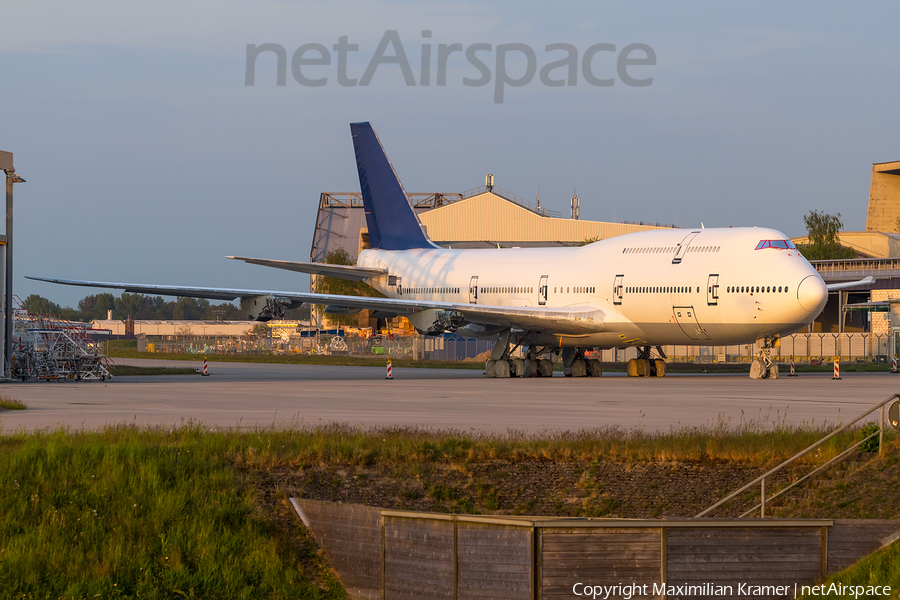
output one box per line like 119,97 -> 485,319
755,240 -> 796,250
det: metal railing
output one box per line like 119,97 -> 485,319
586,333 -> 896,364
811,257 -> 900,273
619,219 -> 678,229
697,393 -> 899,519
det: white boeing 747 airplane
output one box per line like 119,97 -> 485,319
31,122 -> 867,379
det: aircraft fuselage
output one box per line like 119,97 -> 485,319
358,226 -> 828,348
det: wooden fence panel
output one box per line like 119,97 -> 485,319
293,500 -> 900,600
458,523 -> 532,600
384,516 -> 455,600
293,499 -> 383,600
666,527 -> 822,599
541,528 -> 662,600
827,520 -> 900,574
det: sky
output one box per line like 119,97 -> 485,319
2,1 -> 899,309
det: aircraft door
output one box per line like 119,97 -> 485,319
707,274 -> 720,306
469,276 -> 479,304
672,231 -> 701,264
613,274 -> 624,305
538,275 -> 548,306
673,306 -> 710,340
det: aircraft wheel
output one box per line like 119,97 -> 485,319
749,359 -> 766,380
524,359 -> 539,377
628,358 -> 650,377
653,359 -> 666,377
485,360 -> 496,378
768,364 -> 779,380
627,358 -> 639,377
494,359 -> 511,378
538,359 -> 554,377
588,359 -> 603,377
570,358 -> 588,377
509,358 -> 525,378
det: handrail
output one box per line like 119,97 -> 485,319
737,431 -> 878,518
696,393 -> 898,518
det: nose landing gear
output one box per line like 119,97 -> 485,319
750,338 -> 779,380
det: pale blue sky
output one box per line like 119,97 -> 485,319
3,1 -> 899,308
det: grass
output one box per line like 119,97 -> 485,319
107,365 -> 199,377
0,426 -> 347,600
0,423 -> 893,598
0,394 -> 27,410
108,349 -> 485,370
798,542 -> 900,599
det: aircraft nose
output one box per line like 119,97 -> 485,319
797,275 -> 828,315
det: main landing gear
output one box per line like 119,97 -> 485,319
484,335 -> 554,378
626,346 -> 667,377
750,338 -> 779,380
484,330 -> 602,378
484,347 -> 603,379
561,347 -> 602,377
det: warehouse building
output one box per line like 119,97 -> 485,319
787,160 -> 900,335
309,179 -> 675,328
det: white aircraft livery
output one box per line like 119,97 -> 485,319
31,122 -> 864,379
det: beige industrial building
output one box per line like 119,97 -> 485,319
792,161 -> 900,259
865,160 -> 900,234
417,190 -> 670,246
310,181 -> 674,328
91,320 -> 259,336
785,160 -> 900,336
311,181 -> 674,265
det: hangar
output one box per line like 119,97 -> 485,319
308,178 -> 674,328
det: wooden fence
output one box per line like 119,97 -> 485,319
292,499 -> 900,600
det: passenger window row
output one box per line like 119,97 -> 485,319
625,286 -> 699,294
409,287 -> 460,294
727,286 -> 789,293
622,246 -> 721,254
552,287 -> 596,293
484,287 -> 534,294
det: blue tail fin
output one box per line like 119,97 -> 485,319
350,122 -> 438,250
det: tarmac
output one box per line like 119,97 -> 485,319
0,358 -> 898,434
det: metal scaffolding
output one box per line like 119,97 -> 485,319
11,308 -> 112,381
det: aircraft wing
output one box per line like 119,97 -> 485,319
825,276 -> 875,291
225,256 -> 387,281
27,276 -> 606,335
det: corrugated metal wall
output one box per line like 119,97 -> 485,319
420,193 -> 666,243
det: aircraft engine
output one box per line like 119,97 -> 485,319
240,296 -> 294,321
408,309 -> 464,336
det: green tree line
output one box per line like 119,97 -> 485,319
21,292 -> 310,323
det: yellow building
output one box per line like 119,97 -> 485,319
309,183 -> 675,328
865,160 -> 900,234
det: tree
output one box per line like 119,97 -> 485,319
797,210 -> 857,260
116,292 -> 150,320
22,294 -> 62,315
93,293 -> 118,320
